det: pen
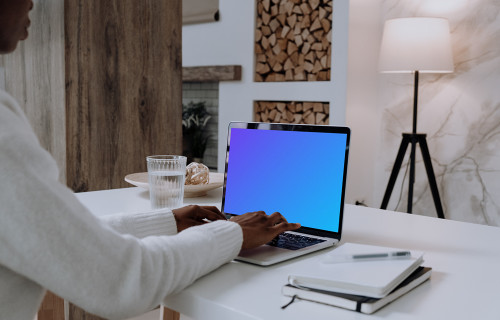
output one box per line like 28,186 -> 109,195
322,251 -> 412,264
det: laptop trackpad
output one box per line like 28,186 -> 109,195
239,245 -> 287,259
236,245 -> 292,265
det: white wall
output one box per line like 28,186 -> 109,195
183,0 -> 350,172
344,0 -> 383,205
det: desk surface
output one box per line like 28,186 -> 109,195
76,187 -> 500,320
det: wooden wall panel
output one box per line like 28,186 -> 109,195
65,0 -> 183,192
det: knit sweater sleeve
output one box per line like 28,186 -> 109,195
0,92 -> 243,319
99,209 -> 179,238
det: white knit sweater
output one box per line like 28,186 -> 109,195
0,90 -> 243,320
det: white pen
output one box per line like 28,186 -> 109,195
322,251 -> 412,264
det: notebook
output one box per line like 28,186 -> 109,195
287,243 -> 424,298
221,122 -> 350,266
282,266 -> 432,314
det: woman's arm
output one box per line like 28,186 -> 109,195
99,210 -> 178,238
0,96 -> 243,319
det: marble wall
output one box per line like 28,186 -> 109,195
375,0 -> 500,225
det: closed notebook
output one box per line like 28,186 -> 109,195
287,243 -> 424,298
283,266 -> 431,314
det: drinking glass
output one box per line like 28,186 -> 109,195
146,155 -> 187,209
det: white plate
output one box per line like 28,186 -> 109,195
124,172 -> 224,198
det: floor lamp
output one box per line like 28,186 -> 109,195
378,17 -> 454,219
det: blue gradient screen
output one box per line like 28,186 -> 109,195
224,128 -> 347,232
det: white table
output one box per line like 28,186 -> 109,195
76,187 -> 500,320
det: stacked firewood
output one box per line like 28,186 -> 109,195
255,0 -> 332,82
254,101 -> 329,125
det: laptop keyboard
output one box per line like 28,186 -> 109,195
267,233 -> 326,250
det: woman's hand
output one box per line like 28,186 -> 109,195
172,206 -> 301,250
172,205 -> 226,232
230,211 -> 301,250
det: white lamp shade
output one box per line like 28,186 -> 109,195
379,17 -> 454,73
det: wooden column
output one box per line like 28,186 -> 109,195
64,0 -> 183,319
65,0 -> 183,193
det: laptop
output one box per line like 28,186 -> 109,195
221,122 -> 350,266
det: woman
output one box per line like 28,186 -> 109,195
0,1 -> 300,319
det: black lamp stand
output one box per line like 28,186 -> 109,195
380,71 -> 445,219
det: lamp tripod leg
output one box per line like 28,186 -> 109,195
417,136 -> 446,219
407,136 -> 417,213
381,135 -> 411,210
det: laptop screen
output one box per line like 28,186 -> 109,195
221,122 -> 350,238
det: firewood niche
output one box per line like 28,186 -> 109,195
254,101 -> 329,125
255,0 -> 332,82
